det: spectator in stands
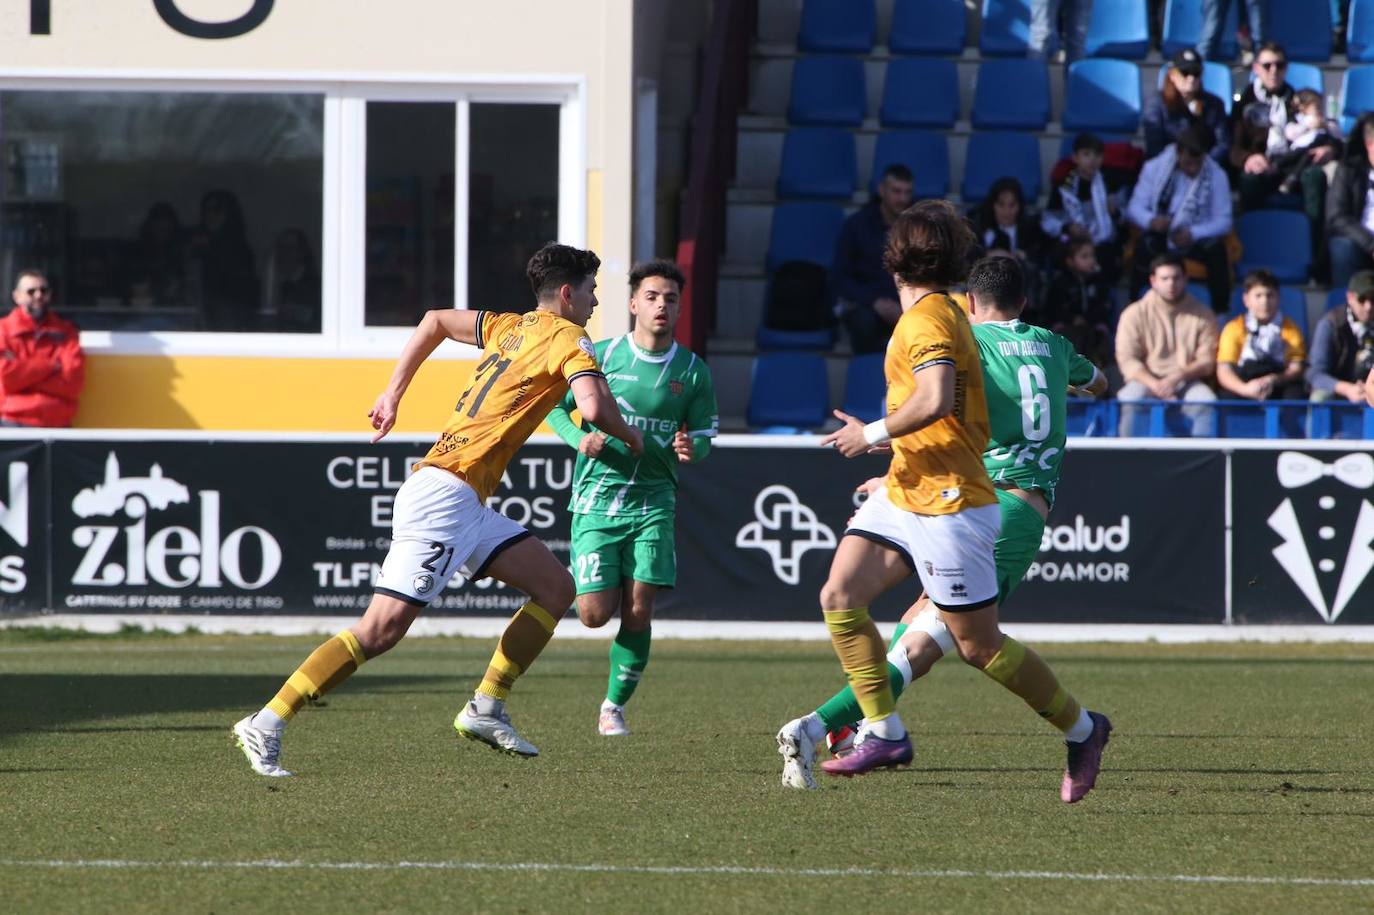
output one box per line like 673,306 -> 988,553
1041,238 -> 1113,368
1216,269 -> 1307,401
126,202 -> 186,309
0,269 -> 85,427
1308,269 -> 1374,404
1043,133 -> 1125,284
1197,0 -> 1265,61
263,228 -> 321,333
973,177 -> 1049,315
1029,0 -> 1093,63
1126,126 -> 1232,314
1326,114 -> 1374,288
832,163 -> 911,354
1276,90 -> 1341,195
1116,253 -> 1219,436
1143,49 -> 1230,167
188,189 -> 259,332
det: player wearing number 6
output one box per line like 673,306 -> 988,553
232,243 -> 644,776
546,260 -> 718,736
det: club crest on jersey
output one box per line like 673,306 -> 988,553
669,379 -> 684,397
577,337 -> 597,358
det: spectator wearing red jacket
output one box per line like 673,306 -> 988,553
0,269 -> 85,427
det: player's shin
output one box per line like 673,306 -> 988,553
979,636 -> 1091,739
605,625 -> 651,707
823,607 -> 901,736
263,630 -> 367,725
476,600 -> 561,704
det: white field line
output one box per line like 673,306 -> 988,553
0,857 -> 1371,888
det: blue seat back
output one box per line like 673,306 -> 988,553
789,56 -> 866,126
1162,0 -> 1238,59
1063,59 -> 1142,133
1340,66 -> 1374,134
880,57 -> 959,128
748,353 -> 830,430
1285,62 -> 1324,96
799,0 -> 876,53
1269,0 -> 1331,62
1221,286 -> 1310,332
972,59 -> 1050,129
980,0 -> 1032,56
890,0 -> 966,54
872,130 -> 950,199
777,128 -> 857,200
962,131 -> 1042,201
756,326 -> 836,350
1236,210 -> 1312,283
841,353 -> 886,422
1350,0 -> 1374,63
1187,282 -> 1212,311
1086,0 -> 1150,58
765,202 -> 846,273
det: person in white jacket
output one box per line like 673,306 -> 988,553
1126,126 -> 1233,313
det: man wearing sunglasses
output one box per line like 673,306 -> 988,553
0,269 -> 85,428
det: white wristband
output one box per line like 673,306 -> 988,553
862,419 -> 891,446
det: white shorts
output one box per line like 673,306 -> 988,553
846,487 -> 1000,610
374,466 -> 530,606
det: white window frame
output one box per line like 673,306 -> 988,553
0,69 -> 587,360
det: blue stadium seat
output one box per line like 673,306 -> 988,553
980,0 -> 1032,57
1268,1 -> 1331,62
1235,211 -> 1312,284
1327,286 -> 1349,314
841,354 -> 886,422
962,131 -> 1042,201
1062,59 -> 1142,133
972,59 -> 1050,130
1285,62 -> 1324,96
1339,66 -> 1374,134
880,58 -> 959,128
776,128 -> 857,200
798,0 -> 876,53
1350,0 -> 1374,63
1086,0 -> 1150,58
747,353 -> 830,430
871,130 -> 950,199
788,56 -> 866,126
1161,0 -> 1239,60
889,0 -> 966,55
765,202 -> 846,272
1187,282 -> 1212,311
756,326 -> 836,350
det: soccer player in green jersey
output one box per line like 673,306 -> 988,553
546,260 -> 719,736
779,255 -> 1112,801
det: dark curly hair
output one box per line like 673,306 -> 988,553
527,242 -> 601,301
629,259 -> 686,294
882,199 -> 975,290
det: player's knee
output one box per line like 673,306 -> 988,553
818,578 -> 856,611
953,638 -> 1000,669
531,571 -> 576,615
577,599 -> 613,628
354,606 -> 412,656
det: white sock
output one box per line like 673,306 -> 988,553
1064,708 -> 1094,744
472,692 -> 503,717
252,708 -> 285,732
601,699 -> 623,713
799,713 -> 827,743
867,712 -> 906,741
886,645 -> 914,689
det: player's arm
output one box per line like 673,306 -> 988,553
571,374 -> 643,455
368,309 -> 485,442
1065,344 -> 1107,397
546,389 -> 587,448
674,367 -> 720,463
823,363 -> 954,458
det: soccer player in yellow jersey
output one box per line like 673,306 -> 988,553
776,201 -> 1111,799
233,244 -> 643,776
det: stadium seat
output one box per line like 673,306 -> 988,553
841,353 -> 886,422
1339,66 -> 1374,135
889,0 -> 966,55
1327,286 -> 1349,313
1161,0 -> 1239,60
1158,62 -> 1233,114
1222,286 -> 1310,331
776,128 -> 857,200
880,57 -> 960,128
1065,399 -> 1116,437
1062,59 -> 1142,133
1187,282 -> 1211,311
1285,62 -> 1324,96
756,325 -> 837,350
787,56 -> 866,126
798,0 -> 876,53
962,131 -> 1042,201
1350,0 -> 1374,63
871,130 -> 950,199
1086,0 -> 1150,58
1235,211 -> 1312,284
980,0 -> 1032,57
1268,0 -> 1331,62
971,59 -> 1050,130
747,353 -> 830,430
765,202 -> 846,272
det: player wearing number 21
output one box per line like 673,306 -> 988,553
232,243 -> 643,776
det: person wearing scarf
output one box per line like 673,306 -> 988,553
1216,270 -> 1307,401
1144,49 -> 1230,167
1043,133 -> 1126,284
1326,113 -> 1374,288
1309,269 -> 1374,404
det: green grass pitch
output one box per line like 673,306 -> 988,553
2,630 -> 1373,913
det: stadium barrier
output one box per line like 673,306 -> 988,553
0,432 -> 1368,627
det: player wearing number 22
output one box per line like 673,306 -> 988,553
546,260 -> 718,736
232,243 -> 644,776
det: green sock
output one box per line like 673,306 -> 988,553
887,622 -> 909,651
606,625 -> 652,707
813,622 -> 912,730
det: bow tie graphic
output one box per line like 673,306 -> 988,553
1277,452 -> 1374,490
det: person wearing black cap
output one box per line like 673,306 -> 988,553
1308,269 -> 1374,405
1143,48 -> 1230,167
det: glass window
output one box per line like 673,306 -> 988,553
468,103 -> 559,314
364,101 -> 455,327
0,91 -> 324,333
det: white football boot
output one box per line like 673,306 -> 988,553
776,717 -> 818,790
454,701 -> 539,757
598,704 -> 630,736
232,715 -> 293,777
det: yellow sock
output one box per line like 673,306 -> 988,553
266,630 -> 366,721
477,601 -> 561,700
823,607 -> 894,721
980,636 -> 1081,733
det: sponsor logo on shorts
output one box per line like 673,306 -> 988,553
950,582 -> 966,596
923,560 -> 934,576
413,573 -> 434,594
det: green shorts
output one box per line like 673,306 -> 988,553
569,512 -> 677,595
994,488 -> 1048,605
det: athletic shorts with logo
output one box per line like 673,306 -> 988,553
569,512 -> 676,595
373,466 -> 530,606
846,486 -> 1000,610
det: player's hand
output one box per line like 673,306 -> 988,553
368,391 -> 400,443
820,410 -> 869,458
579,431 -> 607,459
622,426 -> 645,456
854,476 -> 885,496
672,427 -> 693,463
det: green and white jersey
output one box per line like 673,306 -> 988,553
548,335 -> 718,518
973,320 -> 1098,506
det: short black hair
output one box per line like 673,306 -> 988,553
526,243 -> 600,301
880,163 -> 913,183
1149,251 -> 1186,275
967,255 -> 1026,315
1072,132 -> 1104,154
13,267 -> 47,290
1255,40 -> 1286,62
1175,125 -> 1210,158
629,259 -> 686,295
1242,268 -> 1280,293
